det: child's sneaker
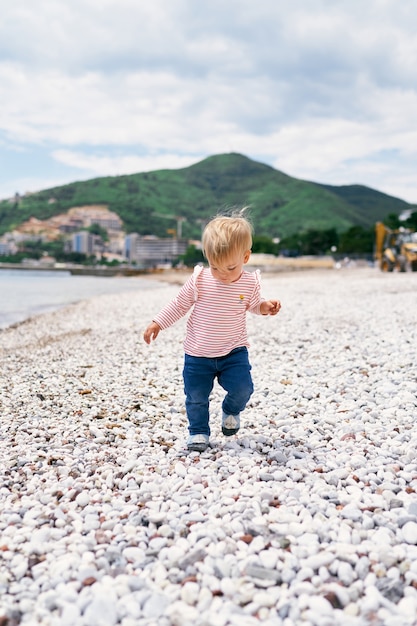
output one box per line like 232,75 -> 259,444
187,434 -> 210,452
222,412 -> 240,436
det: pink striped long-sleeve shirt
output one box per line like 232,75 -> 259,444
153,266 -> 265,357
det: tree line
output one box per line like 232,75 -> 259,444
257,210 -> 417,258
182,211 -> 417,266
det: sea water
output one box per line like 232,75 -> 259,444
0,269 -> 159,329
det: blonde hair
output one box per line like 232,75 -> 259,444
202,211 -> 253,264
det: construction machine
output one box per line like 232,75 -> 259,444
375,222 -> 417,272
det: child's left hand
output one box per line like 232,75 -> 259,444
260,299 -> 281,316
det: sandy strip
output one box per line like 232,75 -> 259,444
143,255 -> 338,286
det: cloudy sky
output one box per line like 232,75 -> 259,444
1,0 -> 416,203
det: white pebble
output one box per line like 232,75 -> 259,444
402,521 -> 417,544
75,491 -> 90,507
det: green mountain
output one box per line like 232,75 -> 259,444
314,182 -> 411,227
0,153 -> 410,239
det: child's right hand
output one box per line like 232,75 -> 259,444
143,322 -> 161,344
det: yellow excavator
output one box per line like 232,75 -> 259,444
375,222 -> 417,272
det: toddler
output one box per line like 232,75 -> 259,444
143,212 -> 281,452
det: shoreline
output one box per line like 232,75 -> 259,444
0,270 -> 166,332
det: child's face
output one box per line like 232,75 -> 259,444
208,250 -> 251,284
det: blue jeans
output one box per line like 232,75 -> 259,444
183,347 -> 254,436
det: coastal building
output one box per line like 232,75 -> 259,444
0,233 -> 18,255
72,231 -> 95,255
0,240 -> 17,256
66,206 -> 123,231
12,206 -> 124,242
57,218 -> 84,234
124,234 -> 188,268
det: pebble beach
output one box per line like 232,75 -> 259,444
1,266 -> 416,626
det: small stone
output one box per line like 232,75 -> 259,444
340,505 -> 362,522
60,603 -> 82,625
83,585 -> 118,626
75,492 -> 90,507
304,552 -> 334,571
142,593 -> 170,619
181,581 -> 200,605
174,462 -> 187,477
408,502 -> 417,516
344,602 -> 360,616
337,561 -> 355,586
123,547 -> 146,564
402,522 -> 417,544
245,565 -> 281,582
